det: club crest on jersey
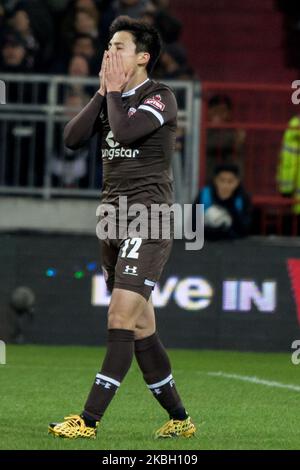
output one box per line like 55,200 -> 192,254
128,107 -> 137,117
144,94 -> 165,111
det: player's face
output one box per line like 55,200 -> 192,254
214,171 -> 239,200
108,31 -> 148,74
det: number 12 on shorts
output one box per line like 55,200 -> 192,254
120,238 -> 142,259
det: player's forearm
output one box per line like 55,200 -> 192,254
107,92 -> 157,145
64,92 -> 105,150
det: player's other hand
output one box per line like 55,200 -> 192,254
98,51 -> 108,96
105,50 -> 135,93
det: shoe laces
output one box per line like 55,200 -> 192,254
62,415 -> 84,428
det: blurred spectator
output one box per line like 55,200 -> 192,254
193,163 -> 252,240
0,2 -> 5,28
0,28 -> 47,104
68,55 -> 94,95
155,9 -> 182,44
0,0 -> 189,78
205,94 -> 246,182
277,115 -> 300,214
51,33 -> 102,75
71,33 -> 103,74
63,54 -> 94,99
140,2 -> 182,44
155,43 -> 195,80
51,91 -> 99,188
140,8 -> 156,26
75,0 -> 100,15
60,1 -> 101,56
151,0 -> 169,10
72,33 -> 98,59
8,6 -> 39,68
74,9 -> 100,38
0,29 -> 33,72
46,0 -> 70,12
68,54 -> 90,77
6,0 -> 54,71
114,0 -> 150,19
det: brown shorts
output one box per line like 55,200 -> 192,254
100,237 -> 173,300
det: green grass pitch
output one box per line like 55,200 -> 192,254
0,345 -> 300,450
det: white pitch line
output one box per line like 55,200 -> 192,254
207,371 -> 300,392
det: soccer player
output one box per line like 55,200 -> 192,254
48,16 -> 196,440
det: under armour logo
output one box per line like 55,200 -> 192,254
95,379 -> 112,389
123,265 -> 138,276
153,388 -> 162,395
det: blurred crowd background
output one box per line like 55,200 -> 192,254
0,0 -> 195,79
1,0 -> 300,238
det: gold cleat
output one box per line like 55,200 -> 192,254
48,415 -> 98,439
154,416 -> 196,439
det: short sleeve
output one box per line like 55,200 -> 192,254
138,88 -> 177,127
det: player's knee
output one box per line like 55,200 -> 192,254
108,311 -> 133,330
134,325 -> 156,340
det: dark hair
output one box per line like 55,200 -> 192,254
214,163 -> 240,177
109,15 -> 162,73
208,94 -> 232,110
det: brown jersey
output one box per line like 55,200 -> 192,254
63,79 -> 177,208
100,79 -> 177,209
63,79 -> 177,299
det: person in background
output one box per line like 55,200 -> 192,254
68,53 -> 91,77
55,53 -> 93,103
193,163 -> 252,240
51,33 -> 102,75
7,0 -> 54,71
51,91 -> 95,189
60,2 -> 101,55
115,0 -> 150,19
8,5 -> 40,68
277,115 -> 300,214
206,94 -> 246,182
72,33 -> 98,60
0,29 -> 33,72
75,9 -> 99,37
155,43 -> 195,80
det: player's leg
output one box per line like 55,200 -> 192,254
82,287 -> 147,423
48,287 -> 147,438
134,296 -> 156,340
134,299 -> 196,438
49,239 -> 146,439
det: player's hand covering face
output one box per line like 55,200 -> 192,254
98,51 -> 108,95
105,50 -> 135,93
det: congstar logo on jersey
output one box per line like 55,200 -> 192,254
102,131 -> 139,161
